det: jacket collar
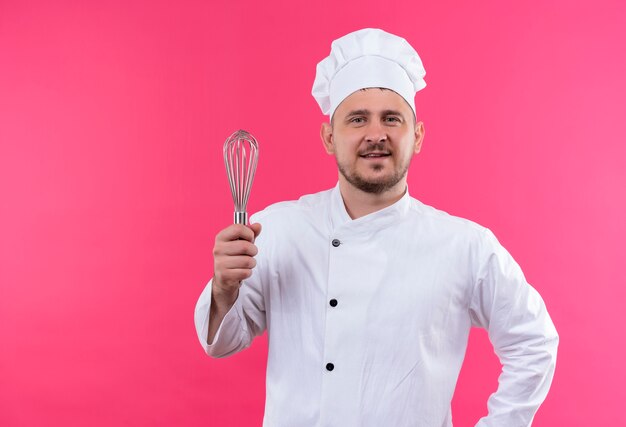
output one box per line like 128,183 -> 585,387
329,182 -> 411,236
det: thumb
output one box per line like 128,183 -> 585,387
248,222 -> 262,239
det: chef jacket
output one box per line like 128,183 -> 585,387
195,185 -> 559,427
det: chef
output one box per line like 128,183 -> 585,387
195,28 -> 558,426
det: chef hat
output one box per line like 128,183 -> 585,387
312,28 -> 426,119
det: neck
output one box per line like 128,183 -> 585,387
338,177 -> 407,219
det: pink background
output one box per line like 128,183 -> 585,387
1,0 -> 625,425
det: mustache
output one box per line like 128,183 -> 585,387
359,142 -> 390,155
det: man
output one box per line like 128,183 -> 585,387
195,28 -> 558,426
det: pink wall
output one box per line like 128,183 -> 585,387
1,0 -> 625,425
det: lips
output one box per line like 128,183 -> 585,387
360,152 -> 391,158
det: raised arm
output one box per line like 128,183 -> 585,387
194,222 -> 266,357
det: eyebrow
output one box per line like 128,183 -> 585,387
345,109 -> 371,117
345,109 -> 405,117
380,109 -> 405,117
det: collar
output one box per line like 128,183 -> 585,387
329,182 -> 411,236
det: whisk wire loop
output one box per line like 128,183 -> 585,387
223,130 -> 259,224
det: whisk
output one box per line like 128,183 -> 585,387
223,130 -> 259,225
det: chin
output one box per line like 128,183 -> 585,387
338,162 -> 407,194
351,174 -> 404,194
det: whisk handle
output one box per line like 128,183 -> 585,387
234,211 -> 248,225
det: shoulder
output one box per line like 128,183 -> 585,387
404,196 -> 505,259
405,197 -> 509,271
407,198 -> 515,267
407,197 -> 489,236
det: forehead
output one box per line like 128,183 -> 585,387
333,88 -> 413,118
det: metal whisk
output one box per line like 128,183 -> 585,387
223,130 -> 259,225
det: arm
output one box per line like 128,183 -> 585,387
207,280 -> 240,345
469,230 -> 559,426
194,223 -> 266,357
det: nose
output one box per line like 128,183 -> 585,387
364,120 -> 387,143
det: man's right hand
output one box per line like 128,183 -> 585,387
208,222 -> 262,344
213,222 -> 262,293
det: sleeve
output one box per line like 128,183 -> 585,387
194,227 -> 269,358
469,229 -> 559,427
194,213 -> 272,357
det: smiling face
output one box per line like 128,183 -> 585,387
321,88 -> 424,195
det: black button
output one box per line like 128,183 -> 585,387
326,363 -> 334,371
331,239 -> 341,247
329,299 -> 338,307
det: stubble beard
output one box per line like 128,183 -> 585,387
336,157 -> 410,195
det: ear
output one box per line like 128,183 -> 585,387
320,122 -> 334,154
413,121 -> 425,154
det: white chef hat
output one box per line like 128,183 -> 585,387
312,28 -> 426,119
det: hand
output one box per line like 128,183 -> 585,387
212,223 -> 262,303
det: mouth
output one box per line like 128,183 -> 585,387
359,151 -> 391,159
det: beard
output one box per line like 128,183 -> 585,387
336,156 -> 410,194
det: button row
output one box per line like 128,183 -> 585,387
327,238 -> 341,373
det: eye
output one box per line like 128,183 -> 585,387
384,116 -> 401,123
349,117 -> 366,124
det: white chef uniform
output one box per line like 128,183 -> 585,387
195,185 -> 559,427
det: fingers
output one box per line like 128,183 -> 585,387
249,222 -> 262,239
214,240 -> 258,257
214,223 -> 262,256
216,223 -> 260,244
213,223 -> 262,292
217,255 -> 257,270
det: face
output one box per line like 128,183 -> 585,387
321,88 -> 424,195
